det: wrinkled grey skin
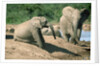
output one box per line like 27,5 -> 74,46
42,25 -> 61,37
14,16 -> 56,48
60,6 -> 90,44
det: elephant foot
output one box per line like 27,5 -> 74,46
35,43 -> 46,49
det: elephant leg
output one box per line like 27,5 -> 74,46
32,29 -> 45,48
70,33 -> 77,44
70,37 -> 80,44
14,37 -> 31,43
62,33 -> 70,42
77,28 -> 81,40
67,34 -> 71,41
70,38 -> 76,44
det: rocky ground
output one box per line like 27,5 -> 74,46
5,24 -> 90,60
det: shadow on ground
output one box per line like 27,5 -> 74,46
6,34 -> 80,56
44,43 -> 80,56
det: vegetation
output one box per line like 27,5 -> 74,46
6,3 -> 91,24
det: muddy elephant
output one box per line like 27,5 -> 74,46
14,16 -> 56,48
60,6 -> 90,44
42,25 -> 61,37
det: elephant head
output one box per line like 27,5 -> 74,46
32,16 -> 56,39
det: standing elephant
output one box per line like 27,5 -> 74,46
42,25 -> 61,37
14,16 -> 56,48
60,6 -> 90,44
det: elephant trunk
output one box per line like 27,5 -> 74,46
47,23 -> 56,39
72,20 -> 79,44
73,23 -> 77,38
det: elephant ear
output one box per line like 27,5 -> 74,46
79,8 -> 90,23
80,8 -> 90,18
31,20 -> 42,28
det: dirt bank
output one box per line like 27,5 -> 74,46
5,24 -> 90,60
6,35 -> 90,60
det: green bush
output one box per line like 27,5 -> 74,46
6,3 -> 91,24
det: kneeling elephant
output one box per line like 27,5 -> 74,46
14,16 -> 56,48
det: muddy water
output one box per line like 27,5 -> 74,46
80,30 -> 90,41
59,30 -> 90,41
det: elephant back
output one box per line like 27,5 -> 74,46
62,6 -> 75,18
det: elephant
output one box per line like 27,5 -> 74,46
60,6 -> 90,44
14,16 -> 56,48
42,25 -> 62,37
